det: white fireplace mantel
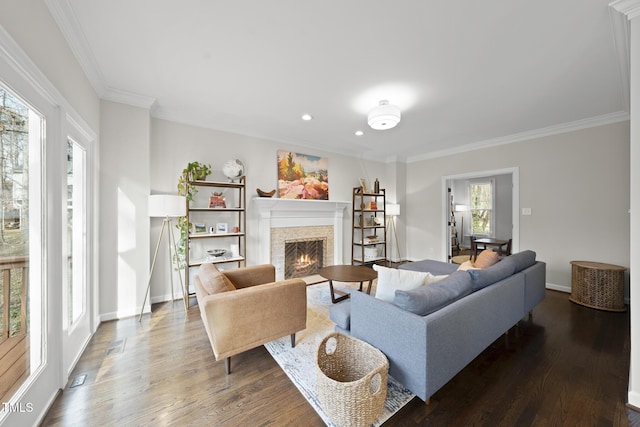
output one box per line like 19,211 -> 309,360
253,197 -> 351,270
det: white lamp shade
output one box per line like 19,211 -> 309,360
455,204 -> 468,212
386,203 -> 400,216
368,101 -> 401,130
148,195 -> 186,218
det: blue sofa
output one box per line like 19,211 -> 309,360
329,250 -> 546,403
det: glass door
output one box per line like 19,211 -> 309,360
62,137 -> 91,375
0,85 -> 44,406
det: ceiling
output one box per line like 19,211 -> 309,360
49,0 -> 629,162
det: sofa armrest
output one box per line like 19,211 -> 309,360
199,278 -> 306,360
222,264 -> 276,289
349,291 -> 429,399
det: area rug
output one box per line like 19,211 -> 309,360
264,281 -> 415,426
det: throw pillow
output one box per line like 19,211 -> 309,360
198,263 -> 236,294
474,249 -> 500,268
373,264 -> 429,302
457,260 -> 480,271
393,270 -> 473,316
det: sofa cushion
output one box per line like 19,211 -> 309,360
399,259 -> 459,276
467,258 -> 515,290
373,264 -> 431,302
198,263 -> 236,295
393,270 -> 473,316
474,249 -> 500,268
329,300 -> 351,331
508,250 -> 537,272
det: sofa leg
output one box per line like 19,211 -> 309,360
291,333 -> 296,348
225,357 -> 231,375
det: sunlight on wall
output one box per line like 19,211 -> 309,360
117,187 -> 138,316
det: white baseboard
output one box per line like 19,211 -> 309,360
546,283 -> 570,293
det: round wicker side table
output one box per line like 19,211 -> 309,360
569,261 -> 626,312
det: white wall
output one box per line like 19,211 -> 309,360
149,118 -> 390,299
0,0 -> 100,131
99,100 -> 151,319
405,121 -> 630,289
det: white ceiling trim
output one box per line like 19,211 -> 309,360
609,5 -> 631,111
610,0 -> 640,19
103,87 -> 157,110
407,111 -> 630,163
45,0 -> 106,96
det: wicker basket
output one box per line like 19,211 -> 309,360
316,332 -> 389,427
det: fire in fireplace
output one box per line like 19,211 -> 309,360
284,238 -> 326,279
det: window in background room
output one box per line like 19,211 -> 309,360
469,180 -> 494,237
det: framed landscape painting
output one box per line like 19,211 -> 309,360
277,150 -> 329,200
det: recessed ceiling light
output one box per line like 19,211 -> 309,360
301,114 -> 313,121
355,130 -> 364,136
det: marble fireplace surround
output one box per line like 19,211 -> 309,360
254,198 -> 350,281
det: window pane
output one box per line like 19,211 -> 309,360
0,85 -> 43,401
66,139 -> 86,325
470,182 -> 492,235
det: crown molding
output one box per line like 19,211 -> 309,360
609,5 -> 631,111
45,0 -> 106,96
102,87 -> 157,110
610,0 -> 640,19
407,111 -> 630,163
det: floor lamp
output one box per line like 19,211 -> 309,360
386,203 -> 401,262
139,194 -> 187,322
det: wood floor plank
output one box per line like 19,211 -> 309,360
41,291 -> 637,426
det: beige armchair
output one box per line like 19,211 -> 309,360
194,263 -> 307,374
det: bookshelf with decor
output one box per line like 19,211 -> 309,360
184,176 -> 246,292
351,186 -> 386,266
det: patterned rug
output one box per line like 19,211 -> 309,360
264,281 -> 415,426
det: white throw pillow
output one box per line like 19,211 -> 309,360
424,273 -> 449,285
373,265 -> 430,302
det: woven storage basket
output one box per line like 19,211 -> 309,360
316,332 -> 389,427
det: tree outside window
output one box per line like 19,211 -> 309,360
470,181 -> 493,236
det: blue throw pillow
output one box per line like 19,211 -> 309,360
393,270 -> 473,316
468,259 -> 516,290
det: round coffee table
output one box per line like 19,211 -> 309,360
318,265 -> 378,303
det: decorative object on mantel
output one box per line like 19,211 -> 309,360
222,159 -> 245,182
277,150 -> 329,200
256,188 -> 276,197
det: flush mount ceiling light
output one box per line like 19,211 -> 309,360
301,114 -> 313,121
367,100 -> 401,130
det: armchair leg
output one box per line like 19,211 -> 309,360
225,357 -> 231,375
291,333 -> 296,348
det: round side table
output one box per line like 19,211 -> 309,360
569,261 -> 626,312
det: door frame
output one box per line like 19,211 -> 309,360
442,167 -> 520,261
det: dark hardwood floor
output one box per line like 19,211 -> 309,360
41,290 -> 636,426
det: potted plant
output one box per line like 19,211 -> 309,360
175,161 -> 212,268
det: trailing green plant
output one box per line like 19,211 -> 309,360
175,161 -> 212,268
